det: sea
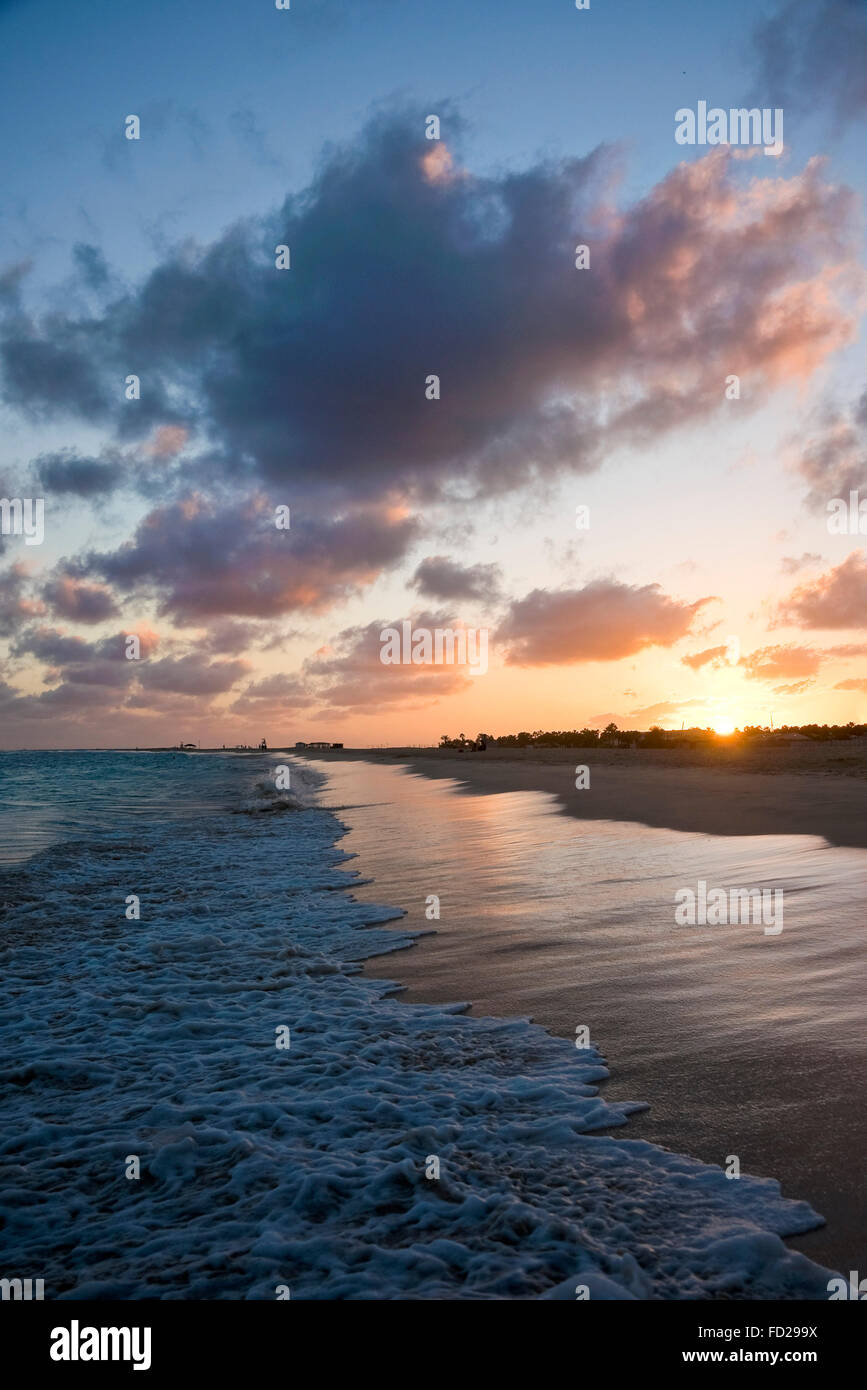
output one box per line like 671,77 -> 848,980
0,749 -> 857,1300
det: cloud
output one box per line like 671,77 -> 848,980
72,243 -> 110,292
0,561 -> 44,635
1,325 -> 112,421
145,425 -> 189,459
138,654 -> 249,696
80,495 -> 418,623
498,579 -> 712,666
588,697 -> 707,728
776,551 -> 867,628
411,554 -> 502,603
825,642 -> 867,657
5,102 -> 865,738
229,671 -> 312,718
795,390 -> 867,509
834,677 -> 867,692
741,644 -> 824,681
773,680 -> 814,694
781,552 -> 824,574
624,698 -> 707,723
751,0 -> 867,128
41,572 -> 120,624
193,618 -> 270,655
2,624 -> 249,722
231,611 -> 478,721
11,626 -> 141,688
681,644 -> 729,670
33,449 -> 123,498
1,111 -> 859,514
300,613 -> 474,711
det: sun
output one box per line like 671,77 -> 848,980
713,716 -> 736,735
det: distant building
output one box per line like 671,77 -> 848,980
331,742 -> 344,749
308,741 -> 331,749
259,738 -> 268,750
295,741 -> 308,748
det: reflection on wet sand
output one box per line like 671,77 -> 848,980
313,758 -> 867,1275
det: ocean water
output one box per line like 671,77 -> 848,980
0,750 -> 843,1299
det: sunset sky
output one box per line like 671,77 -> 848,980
1,0 -> 866,747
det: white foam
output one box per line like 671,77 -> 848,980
0,756 -> 835,1299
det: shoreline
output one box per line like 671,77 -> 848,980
293,744 -> 867,850
305,753 -> 867,1275
11,741 -> 861,845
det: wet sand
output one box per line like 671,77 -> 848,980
302,752 -> 867,1277
299,743 -> 867,849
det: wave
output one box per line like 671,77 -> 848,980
0,755 -> 836,1299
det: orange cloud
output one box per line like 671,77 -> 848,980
777,551 -> 867,629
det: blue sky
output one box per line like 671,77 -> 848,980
1,0 -> 866,745
5,0 -> 849,288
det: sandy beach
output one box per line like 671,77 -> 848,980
295,742 -> 867,849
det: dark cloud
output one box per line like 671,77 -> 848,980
0,679 -> 106,721
3,623 -> 246,721
0,261 -> 32,311
229,671 -> 312,717
498,580 -> 712,666
752,0 -> 867,127
1,326 -> 112,421
193,618 -> 270,655
138,654 -> 248,696
0,110 -> 858,512
11,626 -> 137,688
411,554 -> 502,603
41,571 -> 120,624
72,243 -> 110,291
0,561 -> 44,635
795,389 -> 867,509
34,449 -> 123,497
80,496 -> 418,623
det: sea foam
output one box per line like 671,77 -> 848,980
0,755 -> 833,1299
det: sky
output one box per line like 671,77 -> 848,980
1,0 -> 866,748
